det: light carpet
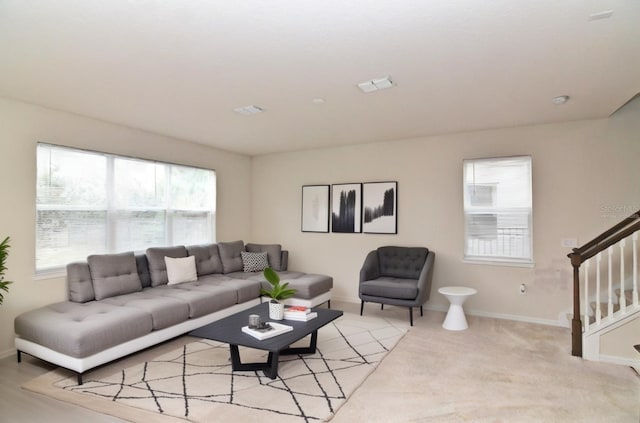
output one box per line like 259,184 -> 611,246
23,313 -> 408,422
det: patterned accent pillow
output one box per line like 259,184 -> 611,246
241,251 -> 269,272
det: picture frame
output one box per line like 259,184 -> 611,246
331,183 -> 362,233
301,185 -> 330,233
362,181 -> 398,234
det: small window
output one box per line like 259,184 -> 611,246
36,143 -> 216,273
463,156 -> 533,265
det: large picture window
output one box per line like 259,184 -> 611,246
463,156 -> 533,265
36,143 -> 216,273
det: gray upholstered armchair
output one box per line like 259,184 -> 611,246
359,246 -> 435,326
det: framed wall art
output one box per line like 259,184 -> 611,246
362,181 -> 397,234
301,185 -> 330,233
331,183 -> 362,233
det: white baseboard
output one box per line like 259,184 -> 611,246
0,347 -> 16,360
332,295 -> 565,327
599,354 -> 640,368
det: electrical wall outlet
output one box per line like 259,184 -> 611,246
561,238 -> 578,248
519,283 -> 527,295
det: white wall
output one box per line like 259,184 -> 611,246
251,98 -> 640,325
0,98 -> 252,356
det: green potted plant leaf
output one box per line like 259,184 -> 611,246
260,267 -> 296,320
0,236 -> 13,306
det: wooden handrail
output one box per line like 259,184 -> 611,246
567,208 -> 640,357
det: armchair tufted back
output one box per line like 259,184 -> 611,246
377,246 -> 429,279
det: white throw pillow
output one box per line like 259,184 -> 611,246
241,251 -> 269,272
165,256 -> 198,285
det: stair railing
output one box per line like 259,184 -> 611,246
567,208 -> 640,357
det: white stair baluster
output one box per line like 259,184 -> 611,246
584,260 -> 590,331
620,239 -> 626,314
634,233 -> 638,306
596,252 -> 602,324
608,246 -> 613,318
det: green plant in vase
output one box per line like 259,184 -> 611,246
0,237 -> 13,306
260,267 -> 296,320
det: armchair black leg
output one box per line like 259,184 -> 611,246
327,300 -> 331,309
360,301 -> 364,316
17,350 -> 21,363
381,304 -> 384,310
420,305 -> 423,316
409,307 -> 413,326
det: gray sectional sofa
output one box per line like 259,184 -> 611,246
14,240 -> 332,384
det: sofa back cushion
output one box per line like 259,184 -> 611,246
67,261 -> 95,303
88,252 -> 143,300
186,243 -> 223,276
218,240 -> 245,273
145,246 -> 188,286
245,243 -> 282,271
377,246 -> 429,279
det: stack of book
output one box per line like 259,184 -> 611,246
242,321 -> 293,340
283,305 -> 317,322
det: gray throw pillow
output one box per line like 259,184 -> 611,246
88,252 -> 142,301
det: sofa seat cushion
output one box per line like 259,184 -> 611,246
14,302 -> 153,358
218,279 -> 262,303
146,284 -> 237,318
258,273 -> 333,300
101,292 -> 189,330
360,277 -> 418,300
244,271 -> 305,281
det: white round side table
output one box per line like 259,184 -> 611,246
438,286 -> 477,331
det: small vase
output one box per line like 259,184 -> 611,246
269,301 -> 284,320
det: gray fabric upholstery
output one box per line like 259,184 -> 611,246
186,243 -> 223,276
147,284 -> 237,318
135,254 -> 152,288
377,246 -> 429,279
359,246 -> 435,310
245,243 -> 282,271
145,246 -> 188,286
88,252 -> 142,301
67,262 -> 95,303
360,277 -> 418,300
260,273 -> 333,300
218,240 -> 245,274
14,301 -> 153,358
102,291 -> 189,330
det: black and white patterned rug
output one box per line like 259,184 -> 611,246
28,314 -> 407,422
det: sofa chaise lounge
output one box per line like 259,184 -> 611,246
14,240 -> 332,384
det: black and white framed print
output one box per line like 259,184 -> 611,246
331,183 -> 362,233
362,181 -> 397,234
301,185 -> 330,233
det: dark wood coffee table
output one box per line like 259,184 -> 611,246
189,302 -> 343,379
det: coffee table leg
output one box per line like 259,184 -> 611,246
228,344 -> 280,380
281,330 -> 318,355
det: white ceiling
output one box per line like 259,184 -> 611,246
1,0 -> 638,156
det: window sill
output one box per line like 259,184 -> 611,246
462,258 -> 535,268
33,269 -> 66,281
